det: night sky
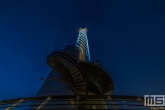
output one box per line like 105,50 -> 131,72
0,0 -> 165,101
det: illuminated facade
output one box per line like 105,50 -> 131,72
76,28 -> 90,61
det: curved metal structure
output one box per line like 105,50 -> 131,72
47,51 -> 87,94
47,51 -> 114,95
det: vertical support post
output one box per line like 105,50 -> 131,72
74,95 -> 80,109
35,96 -> 51,109
107,96 -> 118,109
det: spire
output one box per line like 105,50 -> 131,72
76,28 -> 90,62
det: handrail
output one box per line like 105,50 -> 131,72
0,95 -> 151,110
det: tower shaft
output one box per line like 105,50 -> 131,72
76,28 -> 90,62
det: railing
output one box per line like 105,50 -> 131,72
0,95 -> 151,110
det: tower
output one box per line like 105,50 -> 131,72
47,28 -> 114,95
45,28 -> 114,109
0,28 -> 150,110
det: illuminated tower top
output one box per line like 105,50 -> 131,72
76,28 -> 90,62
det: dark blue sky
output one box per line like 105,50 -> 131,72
0,0 -> 165,101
